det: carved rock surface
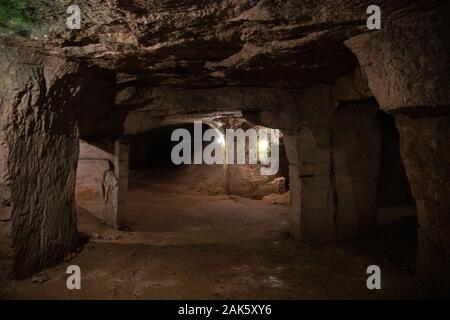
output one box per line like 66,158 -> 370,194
0,48 -> 114,279
345,1 -> 450,111
395,113 -> 450,290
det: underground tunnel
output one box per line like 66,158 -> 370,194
76,120 -> 291,244
0,0 -> 449,301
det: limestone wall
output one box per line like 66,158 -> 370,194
0,49 -> 82,279
76,140 -> 129,229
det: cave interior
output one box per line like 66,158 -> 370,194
0,0 -> 449,299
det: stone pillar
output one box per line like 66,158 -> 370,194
283,90 -> 381,241
284,127 -> 336,241
0,49 -> 82,279
395,113 -> 450,290
244,85 -> 381,242
0,133 -> 15,281
76,139 -> 129,229
114,140 -> 130,228
345,3 -> 450,289
331,103 -> 381,239
344,4 -> 450,112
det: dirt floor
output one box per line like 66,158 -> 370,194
0,167 -> 428,299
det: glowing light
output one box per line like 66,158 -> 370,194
258,139 -> 269,152
217,134 -> 225,146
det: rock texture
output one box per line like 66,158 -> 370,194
342,1 -> 450,289
282,85 -> 381,241
395,113 -> 450,290
76,140 -> 129,229
0,46 -> 115,279
1,0 -> 366,86
345,1 -> 450,111
4,0 -> 439,88
0,48 -> 81,279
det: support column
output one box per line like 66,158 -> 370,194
0,49 -> 82,279
76,139 -> 129,229
283,90 -> 381,241
284,126 -> 336,241
345,2 -> 450,289
395,112 -> 450,290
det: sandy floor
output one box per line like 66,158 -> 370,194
0,168 -> 427,299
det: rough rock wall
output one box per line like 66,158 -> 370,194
76,140 -> 129,229
345,2 -> 450,289
4,0 -> 374,87
2,0 -> 426,88
283,85 -> 381,241
345,2 -> 450,111
395,113 -> 450,290
0,49 -> 81,279
0,47 -> 115,279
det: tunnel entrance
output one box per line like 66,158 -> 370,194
376,113 -> 415,212
375,112 -> 418,273
123,121 -> 290,245
129,123 -> 227,196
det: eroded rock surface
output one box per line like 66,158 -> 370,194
0,47 -> 114,279
395,113 -> 450,290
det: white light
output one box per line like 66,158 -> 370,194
217,134 -> 225,146
259,139 -> 269,152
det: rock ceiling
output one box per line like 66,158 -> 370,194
2,0 -> 440,88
